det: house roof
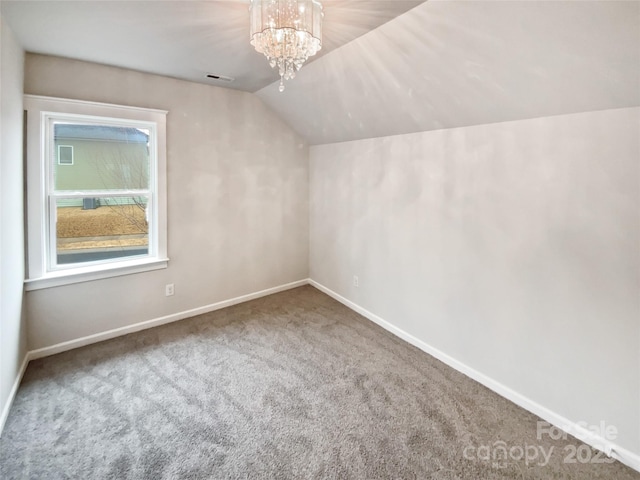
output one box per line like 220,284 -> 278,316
54,125 -> 149,143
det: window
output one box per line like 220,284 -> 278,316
57,145 -> 74,165
25,95 -> 168,290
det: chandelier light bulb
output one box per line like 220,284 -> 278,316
250,0 -> 323,92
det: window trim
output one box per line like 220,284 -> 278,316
57,144 -> 74,165
24,95 -> 169,291
45,113 -> 156,273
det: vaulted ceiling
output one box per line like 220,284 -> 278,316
1,0 -> 424,92
258,1 -> 640,144
3,0 -> 639,145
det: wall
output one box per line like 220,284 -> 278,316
310,108 -> 640,458
25,54 -> 309,350
0,17 -> 27,430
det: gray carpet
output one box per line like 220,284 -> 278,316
0,286 -> 637,479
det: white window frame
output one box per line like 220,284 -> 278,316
57,145 -> 74,165
24,95 -> 169,290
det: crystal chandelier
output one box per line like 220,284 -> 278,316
249,0 -> 323,92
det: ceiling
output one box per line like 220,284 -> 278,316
1,0 -> 424,92
2,1 -> 639,145
258,0 -> 640,144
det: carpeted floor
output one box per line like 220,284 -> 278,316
1,286 -> 637,479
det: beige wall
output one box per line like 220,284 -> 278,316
310,108 -> 640,456
25,54 -> 309,350
0,17 -> 27,428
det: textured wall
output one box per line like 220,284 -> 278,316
25,54 -> 309,350
310,108 -> 640,455
0,17 -> 26,427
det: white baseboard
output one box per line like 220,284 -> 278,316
308,279 -> 640,474
28,279 -> 308,360
0,354 -> 29,436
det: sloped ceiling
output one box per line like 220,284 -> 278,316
3,1 -> 639,145
257,1 -> 640,145
1,0 -> 424,92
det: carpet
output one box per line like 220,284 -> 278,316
1,286 -> 637,479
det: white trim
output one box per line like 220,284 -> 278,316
24,95 -> 168,284
0,355 -> 29,436
25,257 -> 169,290
28,279 -> 308,359
24,94 -> 168,115
308,279 -> 640,474
51,190 -> 150,198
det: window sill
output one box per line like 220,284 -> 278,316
25,257 -> 169,291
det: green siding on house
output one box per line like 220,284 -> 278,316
54,138 -> 149,192
54,125 -> 150,209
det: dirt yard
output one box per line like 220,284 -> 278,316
57,205 -> 148,250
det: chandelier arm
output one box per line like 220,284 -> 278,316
249,0 -> 323,93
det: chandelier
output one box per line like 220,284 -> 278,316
249,0 -> 323,92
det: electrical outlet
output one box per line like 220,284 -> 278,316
165,284 -> 175,296
353,275 -> 359,287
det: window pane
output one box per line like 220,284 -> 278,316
58,145 -> 74,165
56,196 -> 149,265
54,123 -> 150,191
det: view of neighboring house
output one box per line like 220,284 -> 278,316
54,124 -> 149,206
53,124 -> 151,263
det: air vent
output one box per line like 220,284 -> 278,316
206,74 -> 234,83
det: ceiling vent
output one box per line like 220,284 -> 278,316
206,74 -> 234,83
